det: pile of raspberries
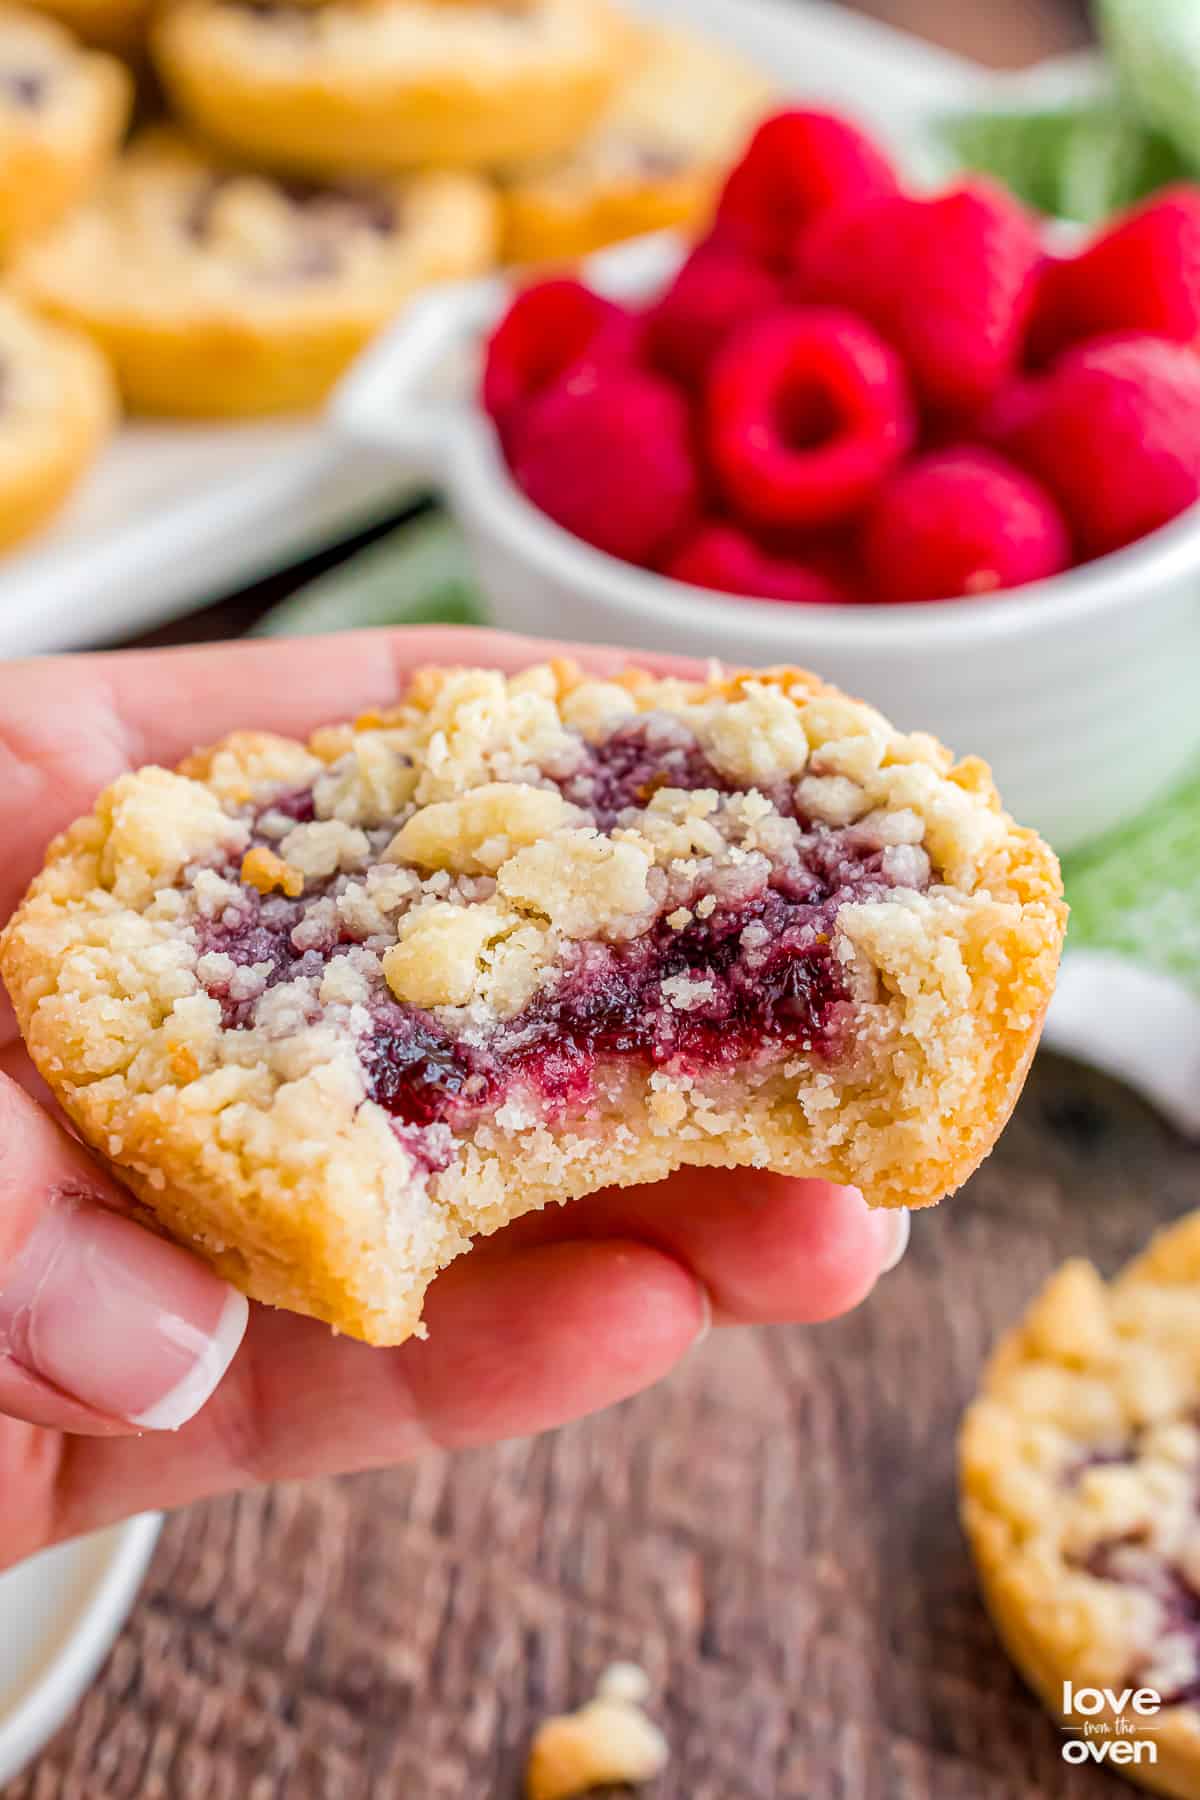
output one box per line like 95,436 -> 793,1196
481,109 -> 1200,606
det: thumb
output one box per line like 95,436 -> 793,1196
0,1074 -> 247,1435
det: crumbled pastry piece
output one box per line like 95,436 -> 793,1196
0,660 -> 1065,1345
502,22 -> 773,263
383,900 -> 515,1008
152,0 -> 633,177
389,782 -> 581,874
960,1211 -> 1200,1800
240,846 -> 304,899
12,128 -> 497,417
526,1663 -> 668,1800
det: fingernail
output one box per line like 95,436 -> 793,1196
876,1208 -> 911,1276
0,1194 -> 248,1430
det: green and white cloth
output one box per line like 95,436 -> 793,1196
934,0 -> 1200,1129
1052,769 -> 1200,1137
937,0 -> 1200,224
259,509 -> 1200,1138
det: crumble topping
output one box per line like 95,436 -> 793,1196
961,1215 -> 1200,1726
153,672 -> 961,1169
210,0 -> 608,62
44,666 -> 1028,1176
14,131 -> 496,318
0,658 -> 1065,1343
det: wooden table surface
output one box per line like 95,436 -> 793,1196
23,6 -> 1190,1800
14,1054 -> 1199,1800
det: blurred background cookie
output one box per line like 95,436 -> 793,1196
501,23 -> 774,262
152,0 -> 634,176
21,0 -> 153,54
0,7 -> 130,256
11,129 -> 498,415
0,292 -> 115,545
960,1211 -> 1200,1799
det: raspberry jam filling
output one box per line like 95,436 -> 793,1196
1077,1535 -> 1200,1709
362,882 -> 860,1129
0,69 -> 46,108
183,173 -> 399,280
1066,1432 -> 1200,1709
191,713 -> 931,1150
196,845 -> 888,1131
555,715 -> 740,827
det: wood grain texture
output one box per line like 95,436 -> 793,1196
12,1052 -> 1200,1799
5,10 -> 1138,1798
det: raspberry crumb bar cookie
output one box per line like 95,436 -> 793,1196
0,7 -> 130,258
12,130 -> 497,416
152,0 -> 632,178
0,292 -> 115,547
961,1213 -> 1200,1799
24,0 -> 151,54
502,24 -> 773,264
1,662 -> 1064,1345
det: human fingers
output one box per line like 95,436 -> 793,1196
0,1073 -> 247,1438
43,1235 -> 707,1549
0,624 -> 701,921
476,1168 -> 910,1326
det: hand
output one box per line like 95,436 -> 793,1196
0,626 -> 908,1567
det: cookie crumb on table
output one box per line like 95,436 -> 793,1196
526,1663 -> 668,1800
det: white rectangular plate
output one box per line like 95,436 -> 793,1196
0,0 -> 986,657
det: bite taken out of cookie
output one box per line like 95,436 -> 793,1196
0,661 -> 1066,1346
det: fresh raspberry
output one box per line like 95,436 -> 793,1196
645,241 -> 782,388
861,448 -> 1071,604
482,279 -> 631,439
1028,187 -> 1200,365
997,333 -> 1200,557
973,374 -> 1043,447
713,109 -> 898,272
663,521 -> 849,604
705,308 -> 915,530
795,180 -> 1043,415
510,365 -> 700,566
755,525 -> 865,601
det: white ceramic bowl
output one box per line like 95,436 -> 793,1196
335,235 -> 1200,854
0,1513 -> 162,1786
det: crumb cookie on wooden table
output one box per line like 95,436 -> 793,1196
0,8 -> 130,257
502,24 -> 773,263
22,0 -> 153,54
152,0 -> 633,177
961,1212 -> 1200,1799
0,291 -> 115,547
1,661 -> 1065,1345
11,129 -> 497,415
